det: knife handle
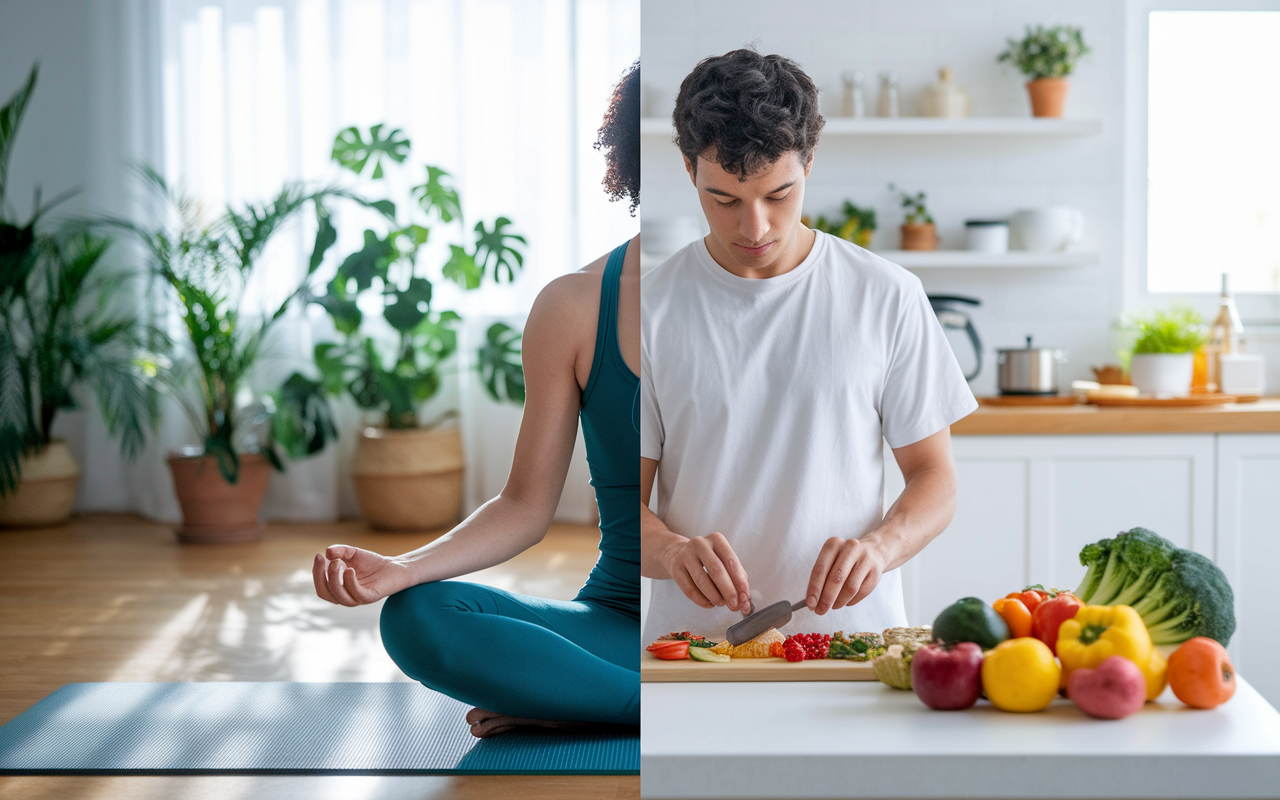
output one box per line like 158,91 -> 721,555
790,600 -> 807,612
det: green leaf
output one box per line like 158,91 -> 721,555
307,202 -> 337,276
261,444 -> 286,472
442,245 -> 481,290
412,166 -> 461,224
314,289 -> 362,335
331,124 -> 410,179
383,277 -> 433,333
473,217 -> 526,284
477,321 -> 524,404
369,199 -> 397,219
413,310 -> 460,363
205,436 -> 240,484
0,62 -> 38,208
271,372 -> 337,458
336,229 -> 395,293
313,342 -> 349,395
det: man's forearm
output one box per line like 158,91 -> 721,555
641,502 -> 687,580
861,463 -> 958,573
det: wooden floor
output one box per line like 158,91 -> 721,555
0,513 -> 637,800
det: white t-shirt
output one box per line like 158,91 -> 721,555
641,230 -> 978,643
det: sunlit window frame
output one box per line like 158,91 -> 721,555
1122,0 -> 1280,324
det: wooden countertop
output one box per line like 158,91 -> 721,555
953,398 -> 1280,435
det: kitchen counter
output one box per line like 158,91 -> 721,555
953,398 -> 1280,435
640,678 -> 1280,799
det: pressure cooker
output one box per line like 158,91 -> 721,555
997,336 -> 1066,395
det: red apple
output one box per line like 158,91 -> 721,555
1068,655 -> 1147,720
911,642 -> 984,710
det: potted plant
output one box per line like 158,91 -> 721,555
805,200 -> 877,248
121,170 -> 347,542
997,24 -> 1091,118
0,64 -> 159,527
279,124 -> 526,531
890,184 -> 937,251
1120,304 -> 1208,397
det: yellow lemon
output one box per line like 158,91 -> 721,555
981,637 -> 1061,712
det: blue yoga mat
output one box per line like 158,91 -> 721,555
0,683 -> 638,775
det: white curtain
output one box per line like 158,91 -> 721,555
74,0 -> 639,523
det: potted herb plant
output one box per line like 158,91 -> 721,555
279,124 -> 526,531
0,64 -> 158,527
1121,304 -> 1209,397
121,170 -> 347,542
997,24 -> 1091,118
805,200 -> 877,248
890,184 -> 937,251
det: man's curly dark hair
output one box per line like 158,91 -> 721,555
595,59 -> 640,215
673,49 -> 824,180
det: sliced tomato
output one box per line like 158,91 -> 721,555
647,640 -> 690,659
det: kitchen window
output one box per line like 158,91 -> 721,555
1127,0 -> 1280,322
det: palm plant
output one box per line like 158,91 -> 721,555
0,64 -> 157,497
275,123 -> 526,451
119,168 -> 354,484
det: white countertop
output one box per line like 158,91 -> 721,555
641,677 -> 1280,799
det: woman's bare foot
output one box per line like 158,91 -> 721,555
464,707 -> 588,738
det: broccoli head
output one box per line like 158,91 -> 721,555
1073,527 -> 1234,647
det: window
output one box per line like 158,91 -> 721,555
1146,10 -> 1280,294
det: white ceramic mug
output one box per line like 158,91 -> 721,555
1010,207 -> 1084,252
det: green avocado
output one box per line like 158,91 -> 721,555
932,597 -> 1010,650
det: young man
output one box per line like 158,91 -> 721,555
640,49 -> 977,643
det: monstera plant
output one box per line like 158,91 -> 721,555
277,123 -> 527,530
0,63 -> 158,527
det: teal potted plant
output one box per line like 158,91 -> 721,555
0,64 -> 158,527
1120,304 -> 1208,397
121,170 -> 348,542
279,124 -> 526,531
997,25 -> 1091,118
805,200 -> 877,248
890,184 -> 936,250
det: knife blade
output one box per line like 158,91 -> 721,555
725,599 -> 808,646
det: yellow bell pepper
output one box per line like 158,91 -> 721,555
1144,648 -> 1168,701
1056,604 -> 1153,679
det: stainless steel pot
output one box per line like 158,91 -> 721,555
997,336 -> 1066,395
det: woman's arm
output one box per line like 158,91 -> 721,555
314,273 -> 593,606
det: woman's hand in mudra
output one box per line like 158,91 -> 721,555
313,544 -> 414,606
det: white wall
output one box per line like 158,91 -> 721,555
641,0 -> 1131,397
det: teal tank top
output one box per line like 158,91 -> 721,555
574,241 -> 640,618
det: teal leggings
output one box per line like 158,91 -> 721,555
379,581 -> 639,725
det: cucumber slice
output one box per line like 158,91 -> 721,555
689,647 -> 730,663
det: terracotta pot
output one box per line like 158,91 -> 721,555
901,223 -> 938,251
1026,78 -> 1070,118
353,425 -> 463,531
167,452 -> 270,543
0,440 -> 81,528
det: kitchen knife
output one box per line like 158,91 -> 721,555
725,599 -> 807,646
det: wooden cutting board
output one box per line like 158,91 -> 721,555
1088,394 -> 1239,407
641,652 -> 879,682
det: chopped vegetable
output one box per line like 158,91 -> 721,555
688,646 -> 731,663
828,631 -> 885,661
873,641 -> 920,690
656,631 -> 718,648
1072,527 -> 1235,646
648,640 -> 690,660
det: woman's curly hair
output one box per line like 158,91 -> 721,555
595,59 -> 640,215
674,49 -> 824,180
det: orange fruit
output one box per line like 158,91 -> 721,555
1167,637 -> 1235,709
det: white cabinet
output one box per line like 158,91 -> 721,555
887,435 -> 1217,626
1215,434 -> 1280,707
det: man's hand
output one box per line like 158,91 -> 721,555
313,544 -> 415,607
806,536 -> 888,615
658,532 -> 753,613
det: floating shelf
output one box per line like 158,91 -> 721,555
641,117 -> 1103,137
875,250 -> 1099,268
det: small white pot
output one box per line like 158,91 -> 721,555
1128,353 -> 1194,397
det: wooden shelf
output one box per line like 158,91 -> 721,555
875,250 -> 1099,268
641,117 -> 1103,137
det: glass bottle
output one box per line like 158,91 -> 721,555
841,71 -> 867,118
1207,272 -> 1245,392
877,71 -> 900,118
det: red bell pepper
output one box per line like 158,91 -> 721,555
1031,591 -> 1083,654
647,640 -> 690,660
